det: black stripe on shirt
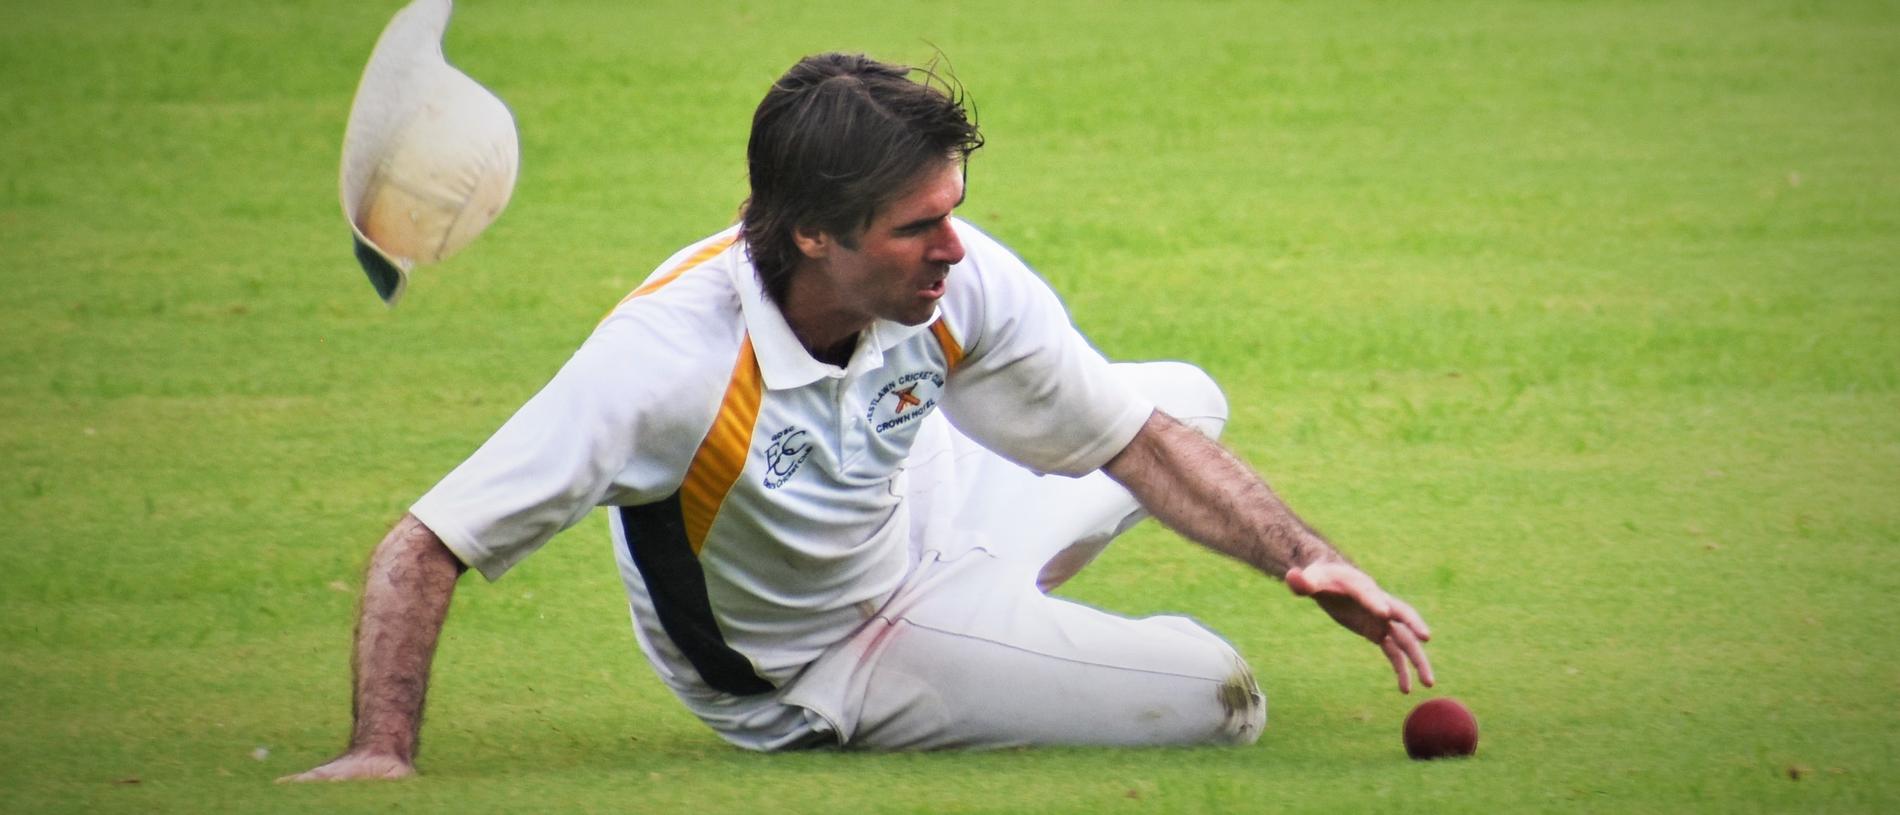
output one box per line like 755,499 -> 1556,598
618,496 -> 775,696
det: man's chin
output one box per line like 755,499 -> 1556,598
885,301 -> 940,326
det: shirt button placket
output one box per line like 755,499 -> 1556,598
839,374 -> 867,467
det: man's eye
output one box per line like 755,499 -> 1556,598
898,218 -> 944,236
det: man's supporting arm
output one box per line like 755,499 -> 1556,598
1104,410 -> 1435,692
280,513 -> 466,782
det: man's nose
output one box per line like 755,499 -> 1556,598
927,221 -> 965,265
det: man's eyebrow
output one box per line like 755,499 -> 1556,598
894,192 -> 966,232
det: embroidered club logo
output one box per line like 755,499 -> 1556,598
867,371 -> 944,435
762,425 -> 813,489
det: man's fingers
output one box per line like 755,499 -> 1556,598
276,756 -> 413,783
1391,621 -> 1435,690
1292,562 -> 1436,693
1324,565 -> 1392,619
1380,635 -> 1412,694
1391,597 -> 1431,641
277,767 -> 337,784
277,762 -> 354,783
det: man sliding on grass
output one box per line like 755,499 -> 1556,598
289,52 -> 1431,780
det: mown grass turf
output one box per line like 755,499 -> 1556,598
2,0 -> 1897,812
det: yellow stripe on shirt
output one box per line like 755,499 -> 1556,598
679,336 -> 762,554
929,317 -> 965,370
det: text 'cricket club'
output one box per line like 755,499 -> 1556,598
868,371 -> 945,434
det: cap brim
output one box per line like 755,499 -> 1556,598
353,233 -> 408,305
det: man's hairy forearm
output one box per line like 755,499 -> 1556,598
1105,411 -> 1345,579
348,513 -> 464,763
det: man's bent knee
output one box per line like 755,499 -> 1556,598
1145,613 -> 1265,746
1115,361 -> 1229,440
1215,652 -> 1267,746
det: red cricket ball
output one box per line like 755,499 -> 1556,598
1403,697 -> 1479,760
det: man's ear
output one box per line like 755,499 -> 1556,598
792,224 -> 831,260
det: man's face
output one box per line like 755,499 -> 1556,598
803,161 -> 967,329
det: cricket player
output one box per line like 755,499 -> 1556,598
288,52 -> 1432,781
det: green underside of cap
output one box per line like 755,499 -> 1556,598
352,234 -> 404,304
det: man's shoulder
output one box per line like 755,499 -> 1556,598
651,226 -> 746,280
600,229 -> 745,323
581,229 -> 748,376
627,227 -> 746,302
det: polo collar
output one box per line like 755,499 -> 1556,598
731,251 -> 938,390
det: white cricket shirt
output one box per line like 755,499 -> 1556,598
412,220 -> 1154,722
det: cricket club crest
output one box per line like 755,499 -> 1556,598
762,425 -> 813,489
867,370 -> 945,435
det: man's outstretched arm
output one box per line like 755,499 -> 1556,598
280,513 -> 466,782
1103,410 -> 1434,692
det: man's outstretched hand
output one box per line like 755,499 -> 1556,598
277,750 -> 414,783
1285,562 -> 1435,693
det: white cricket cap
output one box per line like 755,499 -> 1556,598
340,0 -> 519,305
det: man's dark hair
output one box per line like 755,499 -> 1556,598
740,53 -> 983,304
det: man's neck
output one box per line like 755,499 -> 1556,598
779,268 -> 869,368
804,332 -> 858,368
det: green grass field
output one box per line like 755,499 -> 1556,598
4,0 -> 1898,811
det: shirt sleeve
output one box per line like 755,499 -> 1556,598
937,223 -> 1155,476
411,302 -> 729,581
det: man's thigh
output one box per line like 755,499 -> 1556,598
839,550 -> 1265,751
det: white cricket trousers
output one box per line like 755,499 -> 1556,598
779,361 -> 1266,750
